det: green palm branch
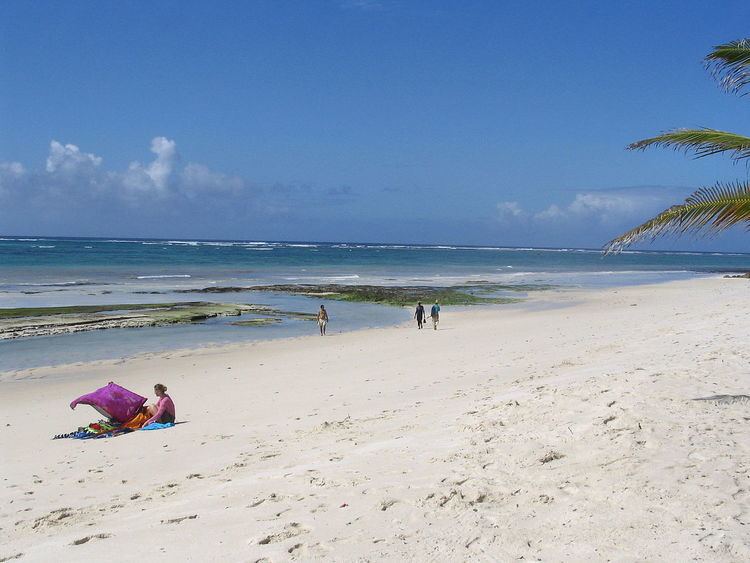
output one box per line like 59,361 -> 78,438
607,37 -> 750,252
627,128 -> 750,160
604,181 -> 750,254
705,39 -> 750,94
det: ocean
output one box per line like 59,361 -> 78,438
2,236 -> 749,371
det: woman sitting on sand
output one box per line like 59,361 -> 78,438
144,383 -> 176,425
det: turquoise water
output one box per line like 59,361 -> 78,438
2,236 -> 749,296
1,236 -> 748,371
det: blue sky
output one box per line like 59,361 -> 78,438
1,1 -> 749,249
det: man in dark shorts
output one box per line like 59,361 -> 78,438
414,302 -> 426,329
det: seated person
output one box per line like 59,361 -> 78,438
144,383 -> 176,425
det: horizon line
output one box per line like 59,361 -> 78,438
1,234 -> 748,257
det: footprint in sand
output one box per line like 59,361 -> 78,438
288,541 -> 331,558
378,499 -> 399,511
255,522 -> 310,545
71,533 -> 111,546
31,508 -> 76,530
248,493 -> 283,509
310,503 -> 328,514
309,475 -> 328,487
156,482 -> 179,493
288,543 -> 307,556
161,514 -> 198,524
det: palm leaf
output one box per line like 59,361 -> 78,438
705,39 -> 750,94
627,128 -> 750,160
604,181 -> 750,253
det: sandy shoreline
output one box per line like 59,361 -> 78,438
1,277 -> 749,561
0,287 -> 562,381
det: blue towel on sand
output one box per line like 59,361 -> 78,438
141,422 -> 175,431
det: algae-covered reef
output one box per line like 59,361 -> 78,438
0,302 -> 271,340
0,302 -> 323,340
0,302 -> 250,319
178,283 -> 545,307
230,317 -> 283,327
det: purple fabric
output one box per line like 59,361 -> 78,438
70,382 -> 147,423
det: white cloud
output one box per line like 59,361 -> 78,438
0,162 -> 25,197
533,204 -> 564,221
122,136 -> 177,195
533,190 -> 673,225
568,193 -> 639,219
146,136 -> 177,190
496,201 -> 524,223
0,137 -> 358,236
180,163 -> 244,197
0,137 -> 227,206
45,141 -> 102,174
497,192 -> 654,225
0,162 -> 25,176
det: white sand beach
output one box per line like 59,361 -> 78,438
1,277 -> 749,562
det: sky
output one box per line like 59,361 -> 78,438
1,0 -> 750,250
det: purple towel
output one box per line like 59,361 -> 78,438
70,382 -> 147,423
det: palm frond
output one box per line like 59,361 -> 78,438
604,181 -> 750,253
627,128 -> 750,160
705,39 -> 750,94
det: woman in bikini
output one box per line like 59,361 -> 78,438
317,305 -> 329,336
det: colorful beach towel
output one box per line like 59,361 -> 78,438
70,382 -> 147,423
123,411 -> 150,430
141,422 -> 175,431
53,419 -> 175,439
53,419 -> 131,440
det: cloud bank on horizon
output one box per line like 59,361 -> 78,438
491,188 -> 689,248
0,137 -> 743,250
497,189 -> 683,227
39,137 -> 235,200
0,137 -> 350,241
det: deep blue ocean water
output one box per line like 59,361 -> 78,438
1,236 -> 748,371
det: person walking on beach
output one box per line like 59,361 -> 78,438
414,302 -> 426,329
317,304 -> 329,336
430,300 -> 440,330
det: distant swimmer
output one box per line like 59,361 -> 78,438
414,302 -> 426,329
430,300 -> 441,330
317,304 -> 329,336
